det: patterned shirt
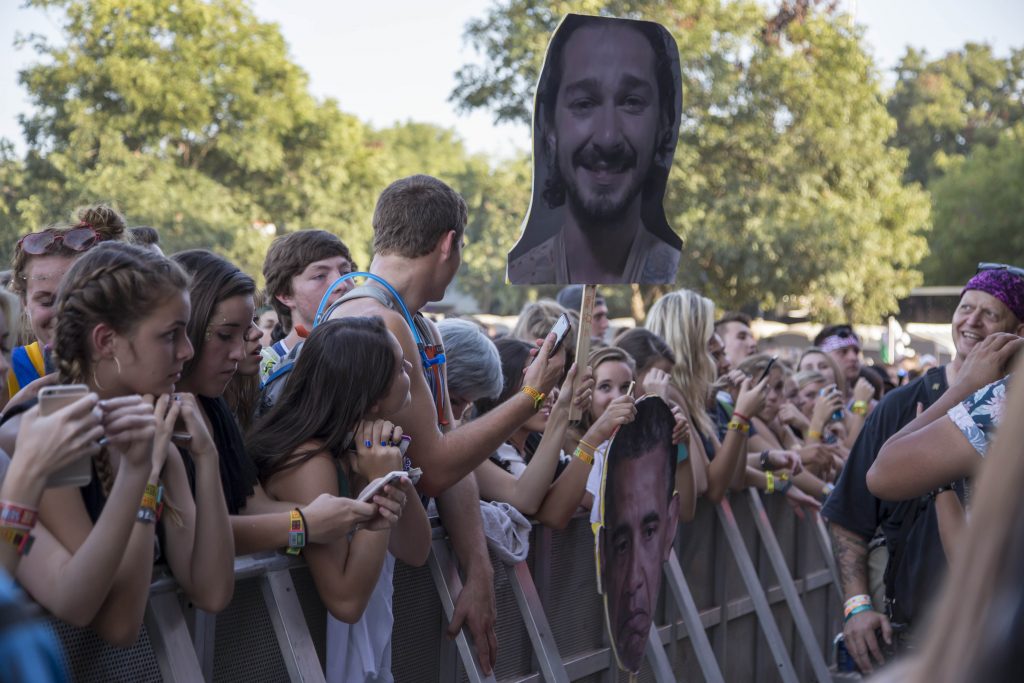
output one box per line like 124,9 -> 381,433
946,376 -> 1009,456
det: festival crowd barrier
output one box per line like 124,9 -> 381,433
43,490 -> 840,682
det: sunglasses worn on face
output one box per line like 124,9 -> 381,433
977,262 -> 1024,279
18,226 -> 101,256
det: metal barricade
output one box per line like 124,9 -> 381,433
40,490 -> 839,682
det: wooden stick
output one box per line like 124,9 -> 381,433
568,285 -> 597,423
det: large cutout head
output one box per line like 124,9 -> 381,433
595,395 -> 680,673
508,14 -> 683,285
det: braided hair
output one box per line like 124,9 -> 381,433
53,242 -> 189,496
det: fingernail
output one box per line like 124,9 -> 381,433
381,440 -> 388,447
98,437 -> 109,446
364,440 -> 372,448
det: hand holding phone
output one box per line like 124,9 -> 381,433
549,313 -> 572,356
758,356 -> 778,383
36,385 -> 99,488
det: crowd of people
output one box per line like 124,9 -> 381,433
0,175 -> 1020,682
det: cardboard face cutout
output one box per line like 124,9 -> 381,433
507,14 -> 683,286
594,396 -> 680,674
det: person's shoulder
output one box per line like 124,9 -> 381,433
508,235 -> 558,284
638,229 -> 680,284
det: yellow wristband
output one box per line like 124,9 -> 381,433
573,446 -> 595,466
851,400 -> 868,416
578,438 -> 598,453
765,470 -> 775,494
727,418 -> 750,434
808,429 -> 823,440
521,385 -> 545,411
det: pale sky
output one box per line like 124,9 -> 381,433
1,0 -> 1021,159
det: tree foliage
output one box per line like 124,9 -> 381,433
4,0 -> 388,277
921,127 -> 1024,285
453,0 -> 932,322
887,43 -> 1024,187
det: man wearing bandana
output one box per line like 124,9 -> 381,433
823,264 -> 1024,674
814,324 -> 864,394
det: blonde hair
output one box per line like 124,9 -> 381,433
512,299 -> 578,352
792,370 -> 827,391
797,347 -> 847,394
578,346 -> 636,432
10,203 -> 130,300
645,289 -> 716,437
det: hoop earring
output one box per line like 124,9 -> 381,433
92,367 -> 105,391
113,356 -> 122,376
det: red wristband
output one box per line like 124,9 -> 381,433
732,410 -> 751,424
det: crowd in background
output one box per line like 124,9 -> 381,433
0,175 -> 1021,682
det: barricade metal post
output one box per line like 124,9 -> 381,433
192,608 -> 216,682
145,591 -> 205,683
663,554 -> 725,683
644,622 -> 676,682
507,561 -> 570,683
427,538 -> 498,683
746,489 -> 833,683
261,569 -> 326,682
715,498 -> 800,683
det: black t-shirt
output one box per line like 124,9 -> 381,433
822,365 -> 961,625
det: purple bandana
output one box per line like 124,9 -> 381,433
963,270 -> 1024,322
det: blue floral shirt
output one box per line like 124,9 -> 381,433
946,376 -> 1009,456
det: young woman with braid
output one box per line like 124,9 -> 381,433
6,204 -> 131,402
171,250 -> 381,556
248,318 -> 427,682
0,243 -> 234,644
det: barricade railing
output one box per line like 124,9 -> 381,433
41,488 -> 840,682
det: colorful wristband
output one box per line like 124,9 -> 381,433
287,508 -> 306,556
843,594 -> 872,618
573,446 -> 595,466
727,418 -> 750,434
0,502 -> 38,529
808,429 -> 823,440
0,525 -> 35,555
851,400 -> 868,416
521,385 -> 545,411
732,410 -> 751,424
578,438 -> 599,453
845,604 -> 872,621
765,470 -> 775,494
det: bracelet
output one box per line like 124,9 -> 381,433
287,508 -> 306,556
822,483 -> 836,497
776,471 -> 793,494
0,525 -> 34,555
573,446 -> 595,466
677,443 -> 689,464
0,502 -> 38,529
759,450 -> 770,471
807,429 -> 823,440
727,418 -> 750,434
765,470 -> 775,494
843,594 -> 872,618
296,507 -> 310,543
851,400 -> 868,416
578,438 -> 599,453
521,385 -> 545,411
732,410 -> 751,424
845,604 -> 872,621
137,483 -> 161,524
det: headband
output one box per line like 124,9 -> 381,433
820,334 -> 860,354
963,270 -> 1024,322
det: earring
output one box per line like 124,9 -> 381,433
113,356 -> 122,376
92,367 -> 105,391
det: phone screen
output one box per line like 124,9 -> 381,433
550,313 -> 571,355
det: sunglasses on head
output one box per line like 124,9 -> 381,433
18,225 -> 101,256
977,262 -> 1024,279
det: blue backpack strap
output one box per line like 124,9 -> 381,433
11,346 -> 42,391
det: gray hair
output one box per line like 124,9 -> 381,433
437,319 -> 503,402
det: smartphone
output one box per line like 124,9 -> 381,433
39,384 -> 93,488
171,397 -> 192,445
819,386 -> 844,422
549,313 -> 572,356
758,356 -> 778,383
356,470 -> 414,503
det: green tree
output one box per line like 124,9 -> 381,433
6,0 -> 388,276
921,127 -> 1024,285
453,0 -> 932,322
887,44 -> 1024,187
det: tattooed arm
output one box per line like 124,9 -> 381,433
830,522 -> 893,674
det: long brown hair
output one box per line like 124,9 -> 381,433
53,242 -> 189,496
171,250 -> 255,388
247,317 -> 397,483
